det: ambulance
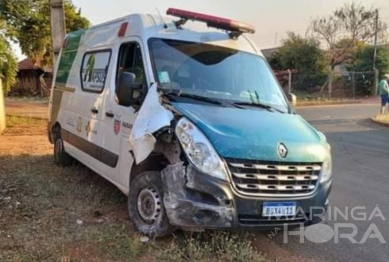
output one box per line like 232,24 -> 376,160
48,8 -> 332,237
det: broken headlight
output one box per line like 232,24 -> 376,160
175,117 -> 229,181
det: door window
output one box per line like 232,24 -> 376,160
115,42 -> 147,107
116,43 -> 146,87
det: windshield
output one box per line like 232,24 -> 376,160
149,38 -> 289,112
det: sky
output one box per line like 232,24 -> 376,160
12,0 -> 389,60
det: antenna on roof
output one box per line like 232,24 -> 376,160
156,8 -> 168,29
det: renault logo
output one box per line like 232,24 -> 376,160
278,143 -> 288,158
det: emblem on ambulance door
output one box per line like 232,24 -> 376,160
85,121 -> 91,137
114,119 -> 121,135
278,143 -> 288,158
76,117 -> 83,133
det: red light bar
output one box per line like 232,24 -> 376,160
166,8 -> 255,35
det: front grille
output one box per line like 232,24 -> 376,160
238,213 -> 310,225
227,159 -> 321,197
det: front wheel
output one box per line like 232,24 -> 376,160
53,131 -> 73,166
128,171 -> 173,238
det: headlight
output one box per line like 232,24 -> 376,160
175,117 -> 229,181
320,144 -> 332,183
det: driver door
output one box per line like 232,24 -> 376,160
102,40 -> 148,187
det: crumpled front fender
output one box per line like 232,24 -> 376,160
129,84 -> 174,164
161,163 -> 234,231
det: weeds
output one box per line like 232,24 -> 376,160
157,231 -> 267,262
88,225 -> 148,260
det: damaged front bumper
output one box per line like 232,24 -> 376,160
161,163 -> 332,231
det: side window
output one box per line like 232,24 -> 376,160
116,42 -> 146,86
80,50 -> 111,93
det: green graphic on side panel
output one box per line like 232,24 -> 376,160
84,54 -> 96,82
55,29 -> 86,86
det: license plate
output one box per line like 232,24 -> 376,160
262,202 -> 296,217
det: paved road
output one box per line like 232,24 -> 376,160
266,104 -> 389,262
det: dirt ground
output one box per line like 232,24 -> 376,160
0,99 -> 315,262
5,98 -> 49,119
0,116 -> 51,155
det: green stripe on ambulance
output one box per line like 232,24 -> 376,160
55,29 -> 85,86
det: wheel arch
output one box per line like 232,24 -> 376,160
51,122 -> 61,138
129,154 -> 170,187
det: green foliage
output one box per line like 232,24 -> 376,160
310,2 -> 387,68
0,34 -> 18,92
267,51 -> 283,70
274,32 -> 328,73
0,0 -> 90,66
353,45 -> 389,75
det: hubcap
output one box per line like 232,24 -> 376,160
137,187 -> 161,224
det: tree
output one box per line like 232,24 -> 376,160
267,51 -> 283,71
0,23 -> 18,92
309,2 -> 388,69
0,0 -> 90,66
353,45 -> 389,74
275,32 -> 328,73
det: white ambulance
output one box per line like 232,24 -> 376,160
48,8 -> 332,237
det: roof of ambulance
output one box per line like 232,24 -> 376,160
76,13 -> 261,55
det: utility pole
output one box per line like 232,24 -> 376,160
373,8 -> 379,70
49,0 -> 66,65
0,78 -> 5,134
372,8 -> 379,95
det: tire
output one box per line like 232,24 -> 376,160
53,130 -> 73,166
128,171 -> 174,238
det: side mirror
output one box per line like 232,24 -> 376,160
116,72 -> 144,107
286,93 -> 297,106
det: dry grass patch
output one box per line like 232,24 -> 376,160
374,114 -> 389,124
3,115 -> 47,136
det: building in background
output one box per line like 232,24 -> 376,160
11,58 -> 52,96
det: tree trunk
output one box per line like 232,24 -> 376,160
0,79 -> 6,134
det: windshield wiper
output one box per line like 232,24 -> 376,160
232,101 -> 285,113
163,92 -> 225,106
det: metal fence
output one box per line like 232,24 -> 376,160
276,70 -> 378,100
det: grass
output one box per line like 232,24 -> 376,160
374,114 -> 389,124
2,115 -> 47,136
0,117 -> 269,262
6,96 -> 49,103
157,232 -> 267,262
6,115 -> 46,127
294,92 -> 358,106
0,155 -> 268,261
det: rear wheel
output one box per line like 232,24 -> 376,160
53,129 -> 73,166
128,171 -> 173,238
